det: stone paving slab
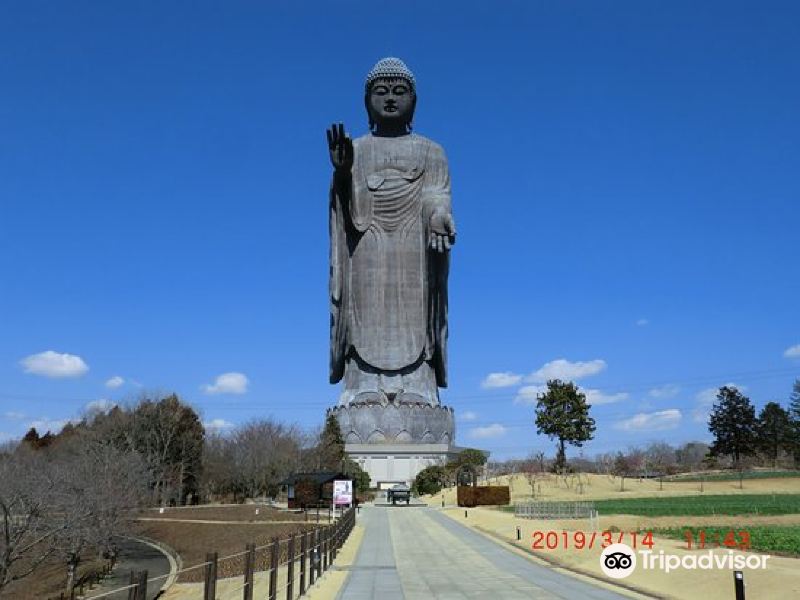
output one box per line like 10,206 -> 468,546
336,507 -> 404,600
337,506 -> 638,600
427,509 -> 635,599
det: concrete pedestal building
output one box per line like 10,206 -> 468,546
328,400 -> 462,488
346,443 -> 460,489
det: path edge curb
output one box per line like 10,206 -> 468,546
131,534 -> 182,593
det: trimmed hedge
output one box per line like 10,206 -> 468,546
457,485 -> 510,507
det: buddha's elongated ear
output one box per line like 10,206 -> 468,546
407,93 -> 417,132
364,92 -> 375,131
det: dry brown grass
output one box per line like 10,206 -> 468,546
426,473 -> 800,505
3,553 -> 107,600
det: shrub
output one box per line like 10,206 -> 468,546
457,486 -> 510,507
413,466 -> 447,495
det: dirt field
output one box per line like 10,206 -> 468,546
160,520 -> 366,600
135,519 -> 317,582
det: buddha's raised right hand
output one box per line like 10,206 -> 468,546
327,122 -> 354,173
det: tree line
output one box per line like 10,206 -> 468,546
706,380 -> 800,469
0,394 -> 364,596
525,378 -> 800,474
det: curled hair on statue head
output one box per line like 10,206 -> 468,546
364,77 -> 417,132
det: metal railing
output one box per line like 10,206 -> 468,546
514,501 -> 596,520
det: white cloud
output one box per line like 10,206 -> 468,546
204,418 -> 235,432
514,385 -> 547,405
460,411 -> 478,421
784,344 -> 800,359
105,375 -> 125,389
527,359 -> 607,383
481,372 -> 523,388
615,409 -> 682,432
636,318 -> 649,326
4,412 -> 25,420
692,383 -> 745,423
584,389 -> 629,405
648,384 -> 681,399
202,372 -> 249,395
515,383 -> 625,406
20,351 -> 89,378
85,399 -> 117,414
469,424 -> 507,439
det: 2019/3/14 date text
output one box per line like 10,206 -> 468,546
531,530 -> 655,551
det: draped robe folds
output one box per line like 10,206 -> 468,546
329,134 -> 452,402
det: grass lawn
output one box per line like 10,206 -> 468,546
504,493 -> 800,516
591,494 -> 800,516
652,525 -> 800,556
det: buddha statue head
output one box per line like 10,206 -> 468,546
364,57 -> 417,135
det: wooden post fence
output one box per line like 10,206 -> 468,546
108,507 -> 359,600
135,570 -> 147,600
328,524 -> 334,565
287,534 -> 295,600
332,518 -> 338,562
322,527 -> 328,572
204,552 -> 217,600
309,529 -> 316,587
244,543 -> 255,600
315,528 -> 322,580
268,537 -> 279,600
300,530 -> 308,594
126,571 -> 136,600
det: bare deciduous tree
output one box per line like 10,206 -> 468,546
50,439 -> 148,594
521,451 -> 547,498
0,438 -> 147,595
201,419 -> 304,502
0,448 -> 60,593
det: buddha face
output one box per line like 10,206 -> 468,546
367,77 -> 415,129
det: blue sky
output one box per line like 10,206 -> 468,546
1,1 -> 798,460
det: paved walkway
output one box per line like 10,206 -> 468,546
82,537 -> 172,600
337,507 -> 635,600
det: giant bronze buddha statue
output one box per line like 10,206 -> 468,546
327,58 -> 456,445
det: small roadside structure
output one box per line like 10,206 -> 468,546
280,471 -> 352,509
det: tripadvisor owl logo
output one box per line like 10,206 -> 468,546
600,543 -> 636,579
